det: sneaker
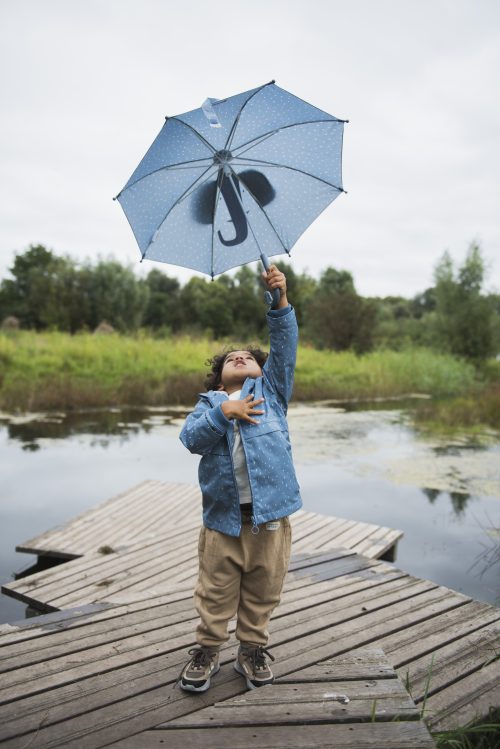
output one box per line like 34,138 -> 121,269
234,644 -> 275,689
177,646 -> 220,692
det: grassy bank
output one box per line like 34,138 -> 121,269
0,330 -> 479,412
413,383 -> 500,436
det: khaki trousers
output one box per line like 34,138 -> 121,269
193,516 -> 292,648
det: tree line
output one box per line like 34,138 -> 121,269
0,243 -> 498,362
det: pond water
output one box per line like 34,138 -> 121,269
0,402 -> 499,624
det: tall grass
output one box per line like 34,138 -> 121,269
433,709 -> 500,748
0,331 -> 478,412
413,384 -> 500,434
0,331 -> 212,410
294,346 -> 477,400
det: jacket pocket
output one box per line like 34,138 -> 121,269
242,418 -> 285,440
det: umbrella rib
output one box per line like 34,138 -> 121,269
142,164 -> 216,259
229,167 -> 289,256
224,81 -> 275,154
161,161 -> 215,171
232,117 -> 345,156
210,168 -> 225,279
232,156 -> 345,192
117,158 -> 214,197
168,116 -> 217,154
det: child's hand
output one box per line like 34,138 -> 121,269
221,396 -> 265,425
261,264 -> 289,308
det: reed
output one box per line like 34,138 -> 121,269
413,384 -> 500,433
0,331 -> 479,412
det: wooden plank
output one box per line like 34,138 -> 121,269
291,520 -> 358,552
15,481 -> 154,554
425,658 -> 500,730
2,530 -> 200,610
112,723 -> 436,749
315,523 -> 380,552
167,695 -> 420,728
17,481 -> 165,555
283,557 -> 396,592
0,589 -> 194,649
289,512 -> 332,537
277,569 -> 408,621
266,589 -> 470,684
282,559 -> 403,598
170,678 -> 412,709
53,483 -> 198,551
48,539 -> 199,608
354,527 -> 403,558
288,548 -> 355,571
5,519 -> 200,599
277,651 -> 397,682
395,620 -> 500,701
376,600 -> 500,665
0,600 -> 197,673
18,481 -> 200,556
0,665 -> 244,749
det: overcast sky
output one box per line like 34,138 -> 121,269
1,0 -> 499,298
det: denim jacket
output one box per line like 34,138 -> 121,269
180,305 -> 302,536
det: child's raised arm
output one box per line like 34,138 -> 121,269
261,265 -> 298,410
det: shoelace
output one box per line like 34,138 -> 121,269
244,645 -> 275,674
173,646 -> 215,689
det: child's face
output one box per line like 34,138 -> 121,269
219,350 -> 263,391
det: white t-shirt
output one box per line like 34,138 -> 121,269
225,390 -> 252,505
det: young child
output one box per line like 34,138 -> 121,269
178,264 -> 302,692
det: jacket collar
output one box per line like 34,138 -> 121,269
198,378 -> 257,404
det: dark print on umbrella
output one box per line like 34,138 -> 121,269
115,81 -> 347,282
193,161 -> 276,247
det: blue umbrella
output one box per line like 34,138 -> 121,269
115,81 -> 347,307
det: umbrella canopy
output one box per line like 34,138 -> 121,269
115,81 -> 347,279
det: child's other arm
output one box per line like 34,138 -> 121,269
261,265 -> 298,409
179,399 -> 232,454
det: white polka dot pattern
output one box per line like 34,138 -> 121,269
179,305 -> 302,537
116,82 -> 346,275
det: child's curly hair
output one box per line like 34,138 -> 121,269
204,347 -> 268,391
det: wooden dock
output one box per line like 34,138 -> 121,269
0,480 -> 498,748
2,480 -> 403,612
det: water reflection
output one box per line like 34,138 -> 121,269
1,407 -> 190,450
420,487 -> 472,517
432,442 -> 488,456
422,487 -> 441,503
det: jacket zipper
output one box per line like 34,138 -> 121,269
204,391 -> 260,535
202,393 -> 246,533
238,423 -> 259,534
